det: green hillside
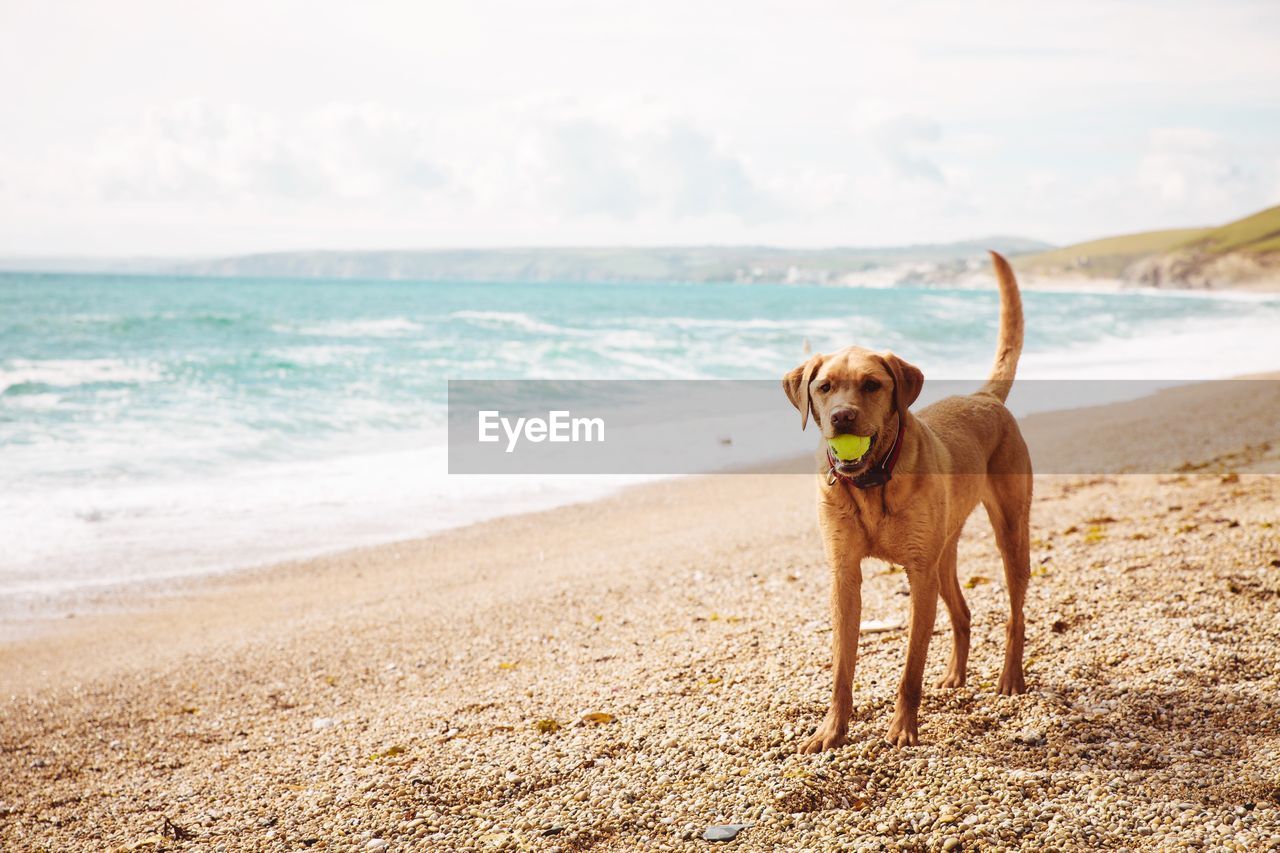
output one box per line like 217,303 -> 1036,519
1181,204 -> 1280,255
1015,205 -> 1280,283
1016,228 -> 1210,277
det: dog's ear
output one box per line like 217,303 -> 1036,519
877,352 -> 924,420
782,354 -> 824,430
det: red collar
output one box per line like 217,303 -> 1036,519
826,414 -> 905,489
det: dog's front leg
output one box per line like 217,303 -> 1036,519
886,561 -> 939,747
799,521 -> 863,754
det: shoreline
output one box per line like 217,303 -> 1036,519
1010,272 -> 1280,294
1014,277 -> 1280,297
8,367 -> 1280,627
4,263 -> 1279,294
3,372 -> 1279,850
5,373 -> 1279,648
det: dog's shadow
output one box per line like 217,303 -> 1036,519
926,680 -> 1278,802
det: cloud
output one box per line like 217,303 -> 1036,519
1137,128 -> 1249,207
6,98 -> 772,233
526,114 -> 647,219
2,0 -> 1279,253
1,100 -> 1276,253
509,101 -> 772,222
997,125 -> 1280,243
647,119 -> 767,218
76,100 -> 450,205
870,114 -> 946,184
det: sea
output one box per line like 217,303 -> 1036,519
3,271 -> 1279,600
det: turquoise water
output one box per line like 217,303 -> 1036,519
3,271 -> 1279,596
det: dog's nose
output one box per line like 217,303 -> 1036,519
830,408 -> 858,431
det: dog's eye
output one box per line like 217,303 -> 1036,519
818,382 -> 831,393
862,379 -> 881,393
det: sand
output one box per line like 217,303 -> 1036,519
2,376 -> 1279,851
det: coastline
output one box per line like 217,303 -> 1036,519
953,269 -> 1280,295
3,372 -> 1279,849
5,371 -> 1279,646
1012,273 -> 1280,294
6,284 -> 1279,608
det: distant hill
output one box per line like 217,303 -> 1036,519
1015,205 -> 1280,289
1013,228 -> 1211,279
0,237 -> 1052,285
159,237 -> 1051,284
7,210 -> 1278,290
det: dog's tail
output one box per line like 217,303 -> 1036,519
978,251 -> 1023,403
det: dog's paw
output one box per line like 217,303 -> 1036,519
936,670 -> 966,689
997,669 -> 1026,696
884,711 -> 919,748
798,721 -> 848,754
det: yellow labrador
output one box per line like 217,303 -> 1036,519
782,252 -> 1031,752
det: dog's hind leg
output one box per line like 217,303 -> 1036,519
984,475 -> 1032,695
935,531 -> 969,688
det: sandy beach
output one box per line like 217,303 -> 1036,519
3,376 -> 1279,851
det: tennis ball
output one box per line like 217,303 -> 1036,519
828,434 -> 871,462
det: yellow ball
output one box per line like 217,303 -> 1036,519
828,434 -> 871,462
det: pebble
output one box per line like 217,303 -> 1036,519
703,824 -> 751,841
6,472 -> 1280,851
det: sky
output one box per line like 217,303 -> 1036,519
1,0 -> 1278,256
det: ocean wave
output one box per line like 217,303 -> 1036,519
629,316 -> 874,333
262,345 -> 372,367
273,318 -> 426,338
1016,310 -> 1280,381
1111,287 -> 1280,305
596,349 -> 708,379
0,359 -> 163,394
0,439 -> 634,598
448,310 -> 585,336
443,311 -> 883,346
0,392 -> 62,410
38,312 -> 245,331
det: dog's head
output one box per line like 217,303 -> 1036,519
782,346 -> 923,474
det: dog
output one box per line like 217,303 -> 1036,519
782,252 -> 1031,752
